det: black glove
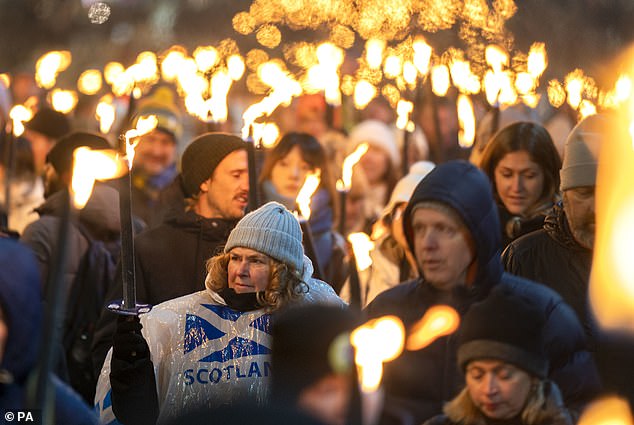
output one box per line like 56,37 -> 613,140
112,315 -> 150,363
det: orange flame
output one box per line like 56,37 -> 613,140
123,115 -> 158,169
590,116 -> 634,332
9,105 -> 34,137
457,94 -> 475,148
71,147 -> 127,209
406,305 -> 460,351
350,316 -> 405,392
296,170 -> 321,219
339,143 -> 369,190
347,232 -> 375,271
578,396 -> 633,425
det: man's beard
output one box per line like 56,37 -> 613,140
570,222 -> 594,249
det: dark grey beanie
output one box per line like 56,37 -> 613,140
457,287 -> 549,378
181,133 -> 247,197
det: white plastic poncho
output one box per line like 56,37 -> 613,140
95,256 -> 344,424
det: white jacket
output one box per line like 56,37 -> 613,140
95,257 -> 344,424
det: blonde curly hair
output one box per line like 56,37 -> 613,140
205,252 -> 308,312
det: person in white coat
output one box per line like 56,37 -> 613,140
95,201 -> 344,425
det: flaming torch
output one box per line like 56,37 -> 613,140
406,305 -> 460,351
589,113 -> 634,332
456,94 -> 476,148
578,396 -> 633,425
108,115 -> 157,315
296,171 -> 324,280
351,316 -> 405,392
347,232 -> 375,310
336,143 -> 369,236
32,145 -> 126,423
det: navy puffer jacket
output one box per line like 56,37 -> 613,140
366,161 -> 599,424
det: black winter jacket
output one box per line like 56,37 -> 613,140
502,204 -> 634,404
91,207 -> 237,375
502,203 -> 595,343
365,161 -> 599,425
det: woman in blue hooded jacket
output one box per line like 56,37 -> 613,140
0,239 -> 97,425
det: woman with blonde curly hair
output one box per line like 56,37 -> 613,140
424,288 -> 573,425
95,202 -> 344,425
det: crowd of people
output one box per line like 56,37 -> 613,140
0,84 -> 632,425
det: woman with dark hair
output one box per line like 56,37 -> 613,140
479,122 -> 561,248
259,132 -> 347,292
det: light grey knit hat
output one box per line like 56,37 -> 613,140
560,114 -> 606,191
224,201 -> 304,272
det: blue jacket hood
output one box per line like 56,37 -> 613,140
403,160 -> 503,291
0,239 -> 42,383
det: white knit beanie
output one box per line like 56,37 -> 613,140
224,201 -> 304,272
560,114 -> 606,191
349,119 -> 400,165
379,161 -> 436,221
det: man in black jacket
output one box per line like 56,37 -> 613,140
503,114 -> 634,404
365,160 -> 599,424
92,132 -> 249,375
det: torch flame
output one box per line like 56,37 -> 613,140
431,65 -> 450,97
340,143 -> 369,190
296,170 -> 321,219
347,232 -> 374,271
209,71 -> 233,122
95,94 -> 116,134
406,305 -> 460,351
485,45 -> 508,73
578,396 -> 633,425
50,89 -> 78,114
35,50 -> 72,89
71,147 -> 127,209
353,80 -> 377,109
123,115 -> 158,168
78,69 -> 103,95
350,315 -> 405,392
396,99 -> 413,131
527,42 -> 548,79
457,94 -> 475,148
9,105 -> 34,137
193,46 -> 219,73
590,115 -> 634,332
365,39 -> 385,70
241,61 -> 302,139
413,37 -> 433,76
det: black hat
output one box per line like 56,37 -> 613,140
24,108 -> 71,139
180,133 -> 247,197
457,287 -> 548,378
46,131 -> 111,176
271,305 -> 357,403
